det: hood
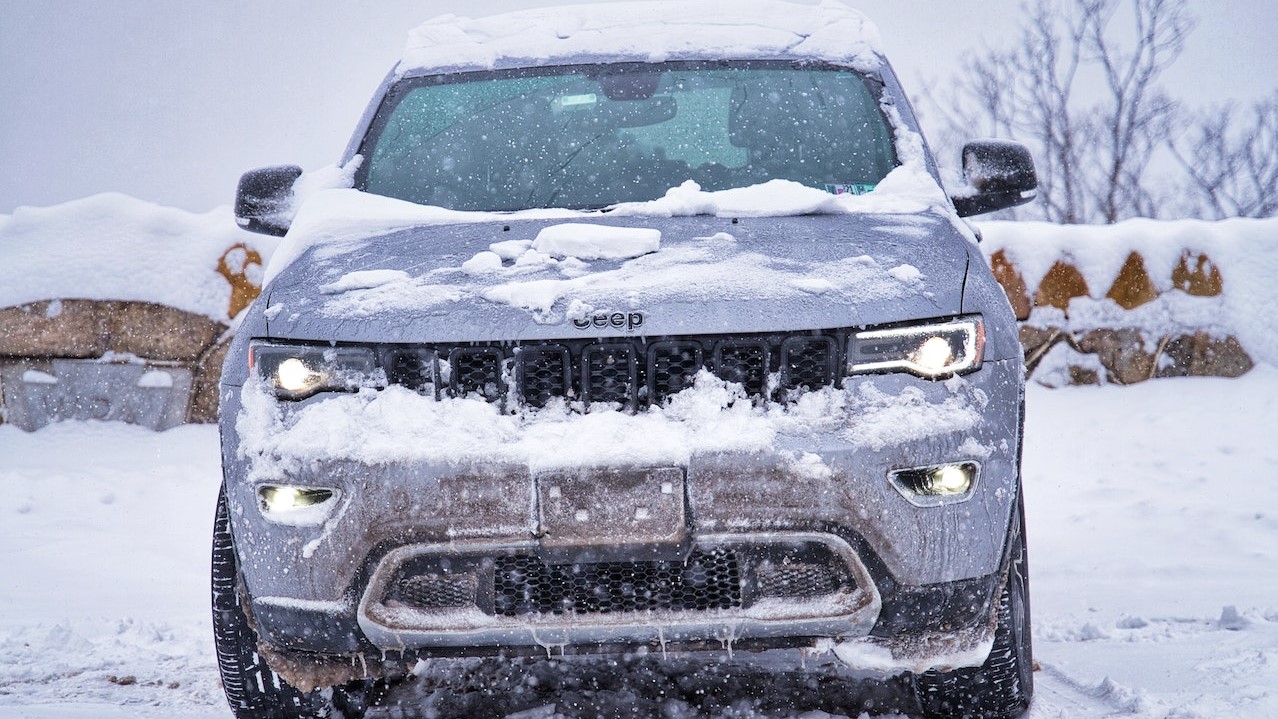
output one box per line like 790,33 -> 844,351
262,213 -> 971,344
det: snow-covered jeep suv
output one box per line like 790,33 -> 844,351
214,3 -> 1038,718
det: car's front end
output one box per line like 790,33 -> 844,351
214,5 -> 1037,717
218,211 -> 1024,680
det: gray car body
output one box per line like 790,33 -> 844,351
219,50 -> 1025,677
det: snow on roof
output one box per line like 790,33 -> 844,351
397,0 -> 884,77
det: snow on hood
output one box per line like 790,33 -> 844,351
397,0 -> 883,77
0,192 -> 274,322
532,223 -> 661,260
265,165 -> 951,287
262,208 -> 966,344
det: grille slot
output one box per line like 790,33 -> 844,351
387,349 -> 436,395
518,346 -> 572,408
492,549 -> 742,617
714,341 -> 770,396
780,336 -> 837,391
648,341 -> 703,406
583,344 -> 637,408
449,348 -> 505,401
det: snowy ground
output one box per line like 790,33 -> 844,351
2,370 -> 1276,718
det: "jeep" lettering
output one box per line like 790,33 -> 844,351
573,311 -> 645,332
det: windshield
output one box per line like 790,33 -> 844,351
359,62 -> 898,212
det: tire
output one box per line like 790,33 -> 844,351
212,487 -> 375,719
913,504 -> 1033,719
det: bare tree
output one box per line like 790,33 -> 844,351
1170,93 -> 1278,219
930,0 -> 1192,223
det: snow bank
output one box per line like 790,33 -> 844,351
979,217 -> 1278,367
0,193 -> 275,322
397,0 -> 883,76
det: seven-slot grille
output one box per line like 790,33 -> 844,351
386,332 -> 841,410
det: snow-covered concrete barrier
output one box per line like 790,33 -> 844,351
0,193 -> 276,430
1,193 -> 1274,428
978,218 -> 1278,386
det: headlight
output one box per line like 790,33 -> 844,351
257,484 -> 340,526
848,316 -> 984,379
250,342 -> 380,400
259,485 -> 336,512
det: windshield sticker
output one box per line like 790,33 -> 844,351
825,183 -> 877,196
555,93 -> 599,110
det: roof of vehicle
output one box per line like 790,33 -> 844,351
395,0 -> 883,77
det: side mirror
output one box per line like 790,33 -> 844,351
234,165 -> 302,236
951,140 -> 1038,218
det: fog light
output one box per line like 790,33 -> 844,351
928,465 -> 972,494
889,462 -> 980,507
259,485 -> 335,513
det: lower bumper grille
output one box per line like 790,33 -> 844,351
492,549 -> 742,617
380,541 -> 857,619
361,536 -> 877,649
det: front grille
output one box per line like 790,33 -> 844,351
492,549 -> 742,617
384,331 -> 844,410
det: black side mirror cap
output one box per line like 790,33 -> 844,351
234,165 -> 303,236
951,140 -> 1038,218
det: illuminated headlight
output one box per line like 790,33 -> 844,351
257,485 -> 340,525
889,462 -> 980,507
250,342 -> 380,400
848,317 -> 984,379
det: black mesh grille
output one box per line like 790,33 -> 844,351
781,336 -> 837,391
648,342 -> 703,405
755,563 -> 841,598
518,346 -> 572,408
492,549 -> 742,617
450,348 -> 504,401
387,350 -> 436,394
714,341 -> 770,396
583,344 -> 637,408
390,574 -> 478,610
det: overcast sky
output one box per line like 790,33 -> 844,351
1,0 -> 1274,214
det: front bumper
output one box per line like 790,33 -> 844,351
222,358 -> 1022,667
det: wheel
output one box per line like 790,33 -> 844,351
212,486 -> 375,719
913,504 -> 1033,719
